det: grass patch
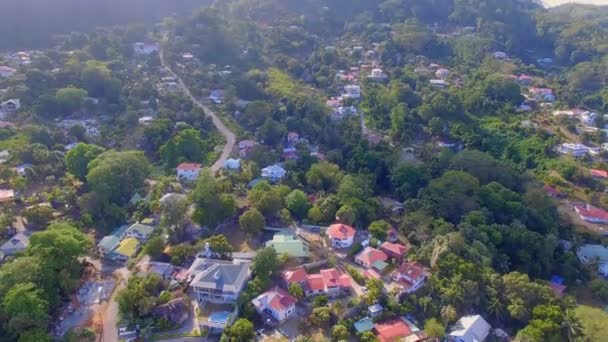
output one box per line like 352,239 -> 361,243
575,304 -> 608,341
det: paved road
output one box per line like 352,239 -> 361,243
160,45 -> 236,173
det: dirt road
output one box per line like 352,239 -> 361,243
160,46 -> 236,173
101,267 -> 131,342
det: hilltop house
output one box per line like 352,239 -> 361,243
261,164 -> 286,183
97,224 -> 129,257
209,90 -> 224,104
0,231 -> 30,256
125,223 -> 156,242
392,261 -> 427,294
355,247 -> 389,271
265,232 -> 309,258
576,244 -> 608,276
326,223 -> 356,248
448,315 -> 491,342
223,158 -> 241,170
343,85 -> 361,99
374,318 -> 415,342
591,169 -> 608,179
380,242 -> 409,260
133,42 -> 160,55
112,237 -> 140,263
557,143 -> 589,158
176,163 -> 202,181
574,204 -> 608,224
0,66 -> 16,78
251,286 -> 297,322
237,140 -> 257,157
0,189 -> 15,203
0,99 -> 20,116
188,258 -> 251,303
282,267 -> 309,287
305,268 -> 351,297
152,298 -> 189,327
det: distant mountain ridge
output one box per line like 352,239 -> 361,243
543,0 -> 608,7
0,0 -> 212,50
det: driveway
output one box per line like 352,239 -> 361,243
160,43 -> 236,174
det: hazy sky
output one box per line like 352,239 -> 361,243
543,0 -> 608,6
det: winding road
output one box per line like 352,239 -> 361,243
160,45 -> 236,173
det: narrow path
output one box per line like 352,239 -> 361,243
160,45 -> 236,173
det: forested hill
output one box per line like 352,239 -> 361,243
0,0 -> 212,50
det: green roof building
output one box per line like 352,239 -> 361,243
265,232 -> 309,258
354,317 -> 374,333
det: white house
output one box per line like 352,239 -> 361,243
251,286 -> 297,322
176,163 -> 202,181
261,164 -> 286,182
0,232 -> 30,256
1,99 -> 20,113
209,90 -> 224,104
133,42 -> 160,56
392,262 -> 427,294
344,85 -> 361,99
435,68 -> 450,79
448,315 -> 491,342
222,158 -> 241,170
577,244 -> 608,277
326,223 -> 356,248
557,143 -> 589,157
493,51 -> 507,59
188,258 -> 251,304
430,79 -> 448,88
0,66 -> 16,78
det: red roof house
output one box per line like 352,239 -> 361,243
591,169 -> 608,179
392,262 -> 427,294
251,286 -> 297,322
176,162 -> 202,181
574,203 -> 608,224
355,247 -> 389,269
283,267 -> 308,285
327,223 -> 356,248
380,242 -> 409,260
374,319 -> 413,342
304,268 -> 351,297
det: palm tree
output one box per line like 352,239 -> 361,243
289,282 -> 304,300
562,309 -> 584,342
487,296 -> 506,320
440,305 -> 458,325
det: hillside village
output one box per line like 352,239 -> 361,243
3,1 -> 608,342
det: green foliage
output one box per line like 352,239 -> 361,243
144,236 -> 165,259
239,208 -> 265,235
306,162 -> 344,192
424,318 -> 445,338
289,283 -> 304,300
252,246 -> 279,284
161,128 -> 210,168
223,318 -> 254,342
424,170 -> 480,222
22,205 -> 55,230
285,189 -> 311,220
312,295 -> 328,308
65,143 -> 104,180
116,273 -> 164,322
247,181 -> 284,217
390,164 -> 430,201
204,234 -> 234,257
310,306 -> 331,326
190,169 -> 236,227
87,150 -> 152,205
55,87 -> 87,114
368,220 -> 391,241
331,324 -> 349,341
3,283 -> 49,334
